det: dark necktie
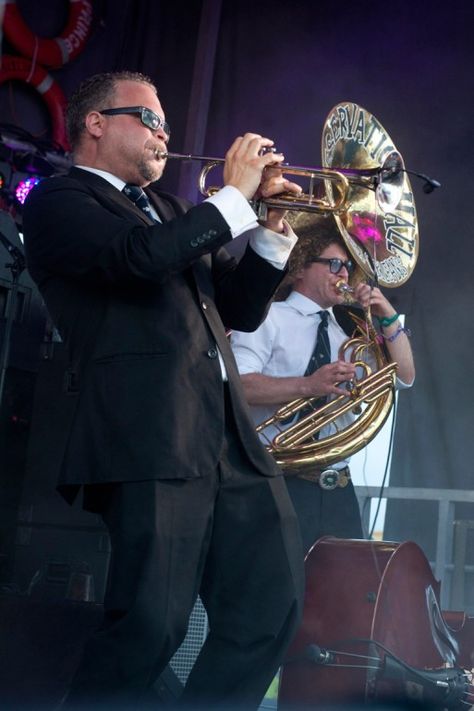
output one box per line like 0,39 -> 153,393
284,311 -> 331,428
122,184 -> 160,222
305,310 -> 330,375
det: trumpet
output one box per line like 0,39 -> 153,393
157,102 -> 421,291
156,149 -> 405,216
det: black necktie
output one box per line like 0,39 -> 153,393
304,310 -> 330,435
305,310 -> 330,375
122,184 -> 160,222
283,311 -> 331,428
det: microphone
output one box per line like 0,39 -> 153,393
284,643 -> 336,666
305,644 -> 336,664
380,165 -> 441,194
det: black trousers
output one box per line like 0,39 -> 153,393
65,396 -> 304,710
285,476 -> 364,555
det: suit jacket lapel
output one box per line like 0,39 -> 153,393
146,190 -> 176,223
69,167 -> 154,226
69,168 -> 208,295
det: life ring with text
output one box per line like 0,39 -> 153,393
0,55 -> 68,149
3,0 -> 93,69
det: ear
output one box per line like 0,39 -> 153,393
85,111 -> 105,138
294,266 -> 307,281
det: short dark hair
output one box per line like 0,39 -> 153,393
275,213 -> 348,300
66,71 -> 157,150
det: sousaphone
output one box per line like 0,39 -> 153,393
255,102 -> 419,470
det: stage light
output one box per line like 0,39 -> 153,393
0,172 -> 5,190
15,176 -> 41,204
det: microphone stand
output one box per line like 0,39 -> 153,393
0,229 -> 26,413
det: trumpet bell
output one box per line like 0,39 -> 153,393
322,102 -> 419,288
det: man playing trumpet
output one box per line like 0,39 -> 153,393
22,70 -> 305,709
231,212 -> 415,553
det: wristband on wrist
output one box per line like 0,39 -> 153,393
378,313 -> 399,328
383,325 -> 411,342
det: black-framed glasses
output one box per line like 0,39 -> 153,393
312,257 -> 355,275
100,106 -> 171,138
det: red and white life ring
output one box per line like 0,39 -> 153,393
0,55 -> 69,149
3,0 -> 93,69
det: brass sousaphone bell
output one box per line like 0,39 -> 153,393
253,102 -> 419,470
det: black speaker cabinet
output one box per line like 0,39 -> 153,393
0,595 -> 183,709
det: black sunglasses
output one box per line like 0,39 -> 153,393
100,106 -> 171,138
312,257 -> 355,275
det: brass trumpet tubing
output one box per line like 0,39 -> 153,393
273,399 -> 345,447
264,349 -> 375,428
273,415 -> 388,467
270,375 -> 396,469
165,152 -> 375,186
163,151 -> 380,215
271,364 -> 397,449
265,362 -> 394,439
259,178 -> 349,215
165,152 -> 225,164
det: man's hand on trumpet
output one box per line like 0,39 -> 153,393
223,133 -> 284,201
353,283 -> 415,384
303,360 -> 357,399
353,283 -> 397,320
223,133 -> 302,233
256,165 -> 303,233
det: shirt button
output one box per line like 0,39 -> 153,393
207,347 -> 218,359
201,301 -> 207,310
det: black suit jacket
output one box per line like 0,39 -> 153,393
23,168 -> 285,488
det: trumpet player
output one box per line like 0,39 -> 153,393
231,213 -> 415,553
22,70 -> 305,710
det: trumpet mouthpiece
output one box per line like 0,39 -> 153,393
336,279 -> 355,294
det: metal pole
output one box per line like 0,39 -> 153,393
177,0 -> 223,202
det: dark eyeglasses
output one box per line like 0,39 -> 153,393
100,106 -> 171,138
312,257 -> 355,275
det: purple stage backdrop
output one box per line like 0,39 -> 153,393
0,0 -> 473,566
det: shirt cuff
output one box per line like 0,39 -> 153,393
248,219 -> 298,270
205,185 -> 258,237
